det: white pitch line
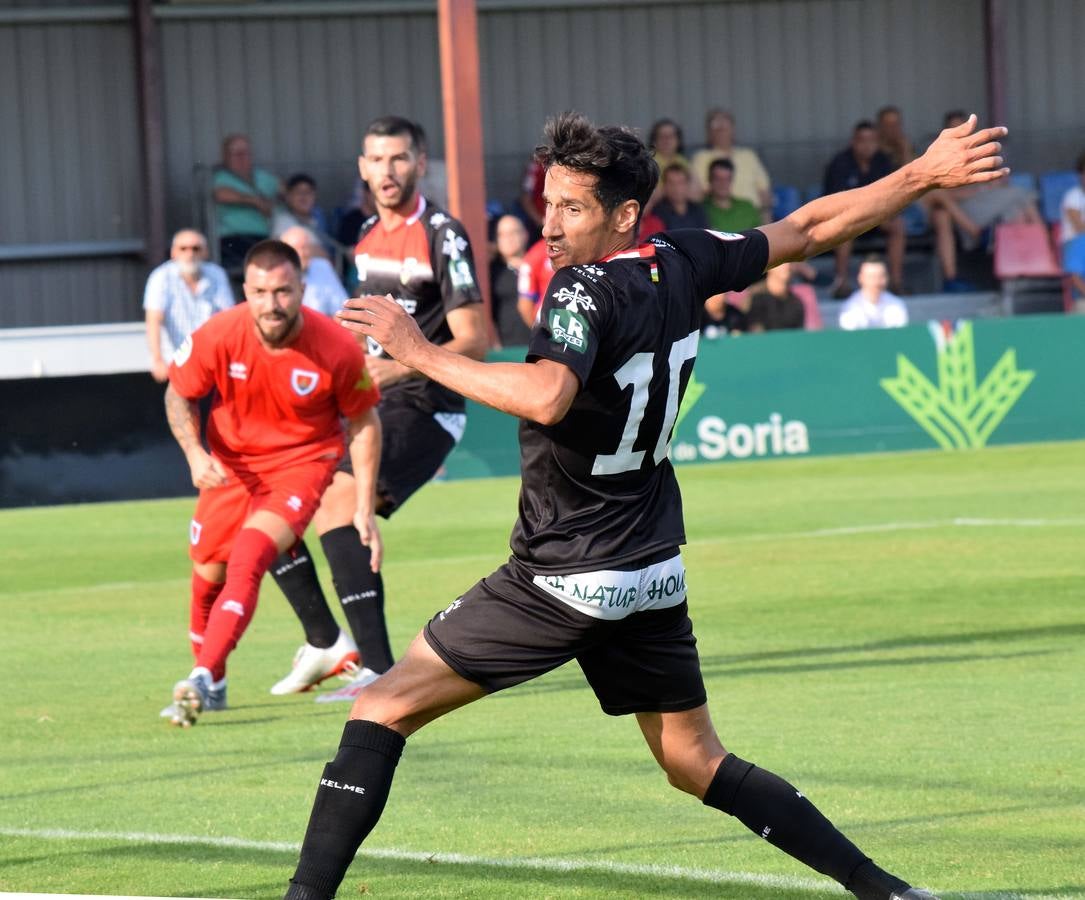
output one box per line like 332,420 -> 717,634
0,825 -> 841,894
693,516 -> 1085,546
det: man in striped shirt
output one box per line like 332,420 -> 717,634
144,229 -> 235,382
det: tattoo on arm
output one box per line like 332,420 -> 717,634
164,385 -> 202,456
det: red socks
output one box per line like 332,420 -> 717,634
189,572 -> 225,660
196,529 -> 282,679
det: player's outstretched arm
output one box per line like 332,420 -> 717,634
164,384 -> 227,489
346,406 -> 382,572
338,295 -> 579,425
759,114 -> 1009,269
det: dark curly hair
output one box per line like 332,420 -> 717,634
534,111 -> 659,221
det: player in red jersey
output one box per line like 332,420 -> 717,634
161,239 -> 381,727
515,237 -> 554,329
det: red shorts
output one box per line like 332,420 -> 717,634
188,457 -> 338,564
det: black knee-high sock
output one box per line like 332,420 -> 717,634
703,754 -> 911,899
269,542 -> 341,649
286,720 -> 406,900
320,526 -> 394,673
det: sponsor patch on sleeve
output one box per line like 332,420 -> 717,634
548,308 -> 589,353
354,368 -> 374,392
708,230 -> 745,242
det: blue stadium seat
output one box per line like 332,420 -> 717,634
1008,172 -> 1037,194
1040,171 -> 1078,223
804,184 -> 823,204
772,185 -> 802,219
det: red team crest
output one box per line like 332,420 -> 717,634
189,519 -> 202,545
290,368 -> 320,396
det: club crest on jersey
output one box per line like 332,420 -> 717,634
172,335 -> 193,367
189,519 -> 202,545
551,281 -> 596,313
290,368 -> 320,396
548,308 -> 589,353
442,229 -> 468,260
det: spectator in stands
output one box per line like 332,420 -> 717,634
701,293 -> 748,337
279,226 -> 348,318
646,118 -> 700,209
272,173 -> 333,256
703,159 -> 761,232
638,208 -> 666,240
518,155 -> 546,239
690,109 -> 772,219
517,237 -> 554,328
823,121 -> 906,298
490,215 -> 533,345
926,110 -> 1044,291
838,256 -> 908,330
653,164 -> 709,230
1059,150 -> 1085,302
339,180 -> 376,248
746,262 -> 806,332
876,105 -> 916,168
212,134 -> 281,272
144,229 -> 234,382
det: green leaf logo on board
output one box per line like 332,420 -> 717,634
880,321 -> 1034,449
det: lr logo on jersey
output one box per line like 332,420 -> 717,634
290,368 -> 320,396
549,308 -> 589,353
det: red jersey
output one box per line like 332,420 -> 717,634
169,304 -> 379,474
517,239 -> 555,313
521,159 -> 546,220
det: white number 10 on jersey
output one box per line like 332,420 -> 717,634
592,330 -> 699,476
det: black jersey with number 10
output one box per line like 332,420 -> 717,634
511,228 -> 770,573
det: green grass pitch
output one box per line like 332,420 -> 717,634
2,443 -> 1083,899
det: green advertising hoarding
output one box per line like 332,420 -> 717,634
444,315 -> 1085,480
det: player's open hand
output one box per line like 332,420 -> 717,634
339,294 -> 427,368
915,114 -> 1009,190
354,510 -> 382,572
188,449 -> 229,490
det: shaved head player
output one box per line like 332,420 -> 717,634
161,240 -> 381,726
283,111 -> 1009,899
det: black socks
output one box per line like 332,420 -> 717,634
286,720 -> 406,900
321,526 -> 394,673
703,754 -> 908,898
270,543 -> 340,649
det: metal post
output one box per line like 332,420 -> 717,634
437,0 -> 493,341
131,0 -> 167,266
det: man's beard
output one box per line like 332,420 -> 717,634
257,309 -> 299,347
375,169 -> 419,209
178,260 -> 201,279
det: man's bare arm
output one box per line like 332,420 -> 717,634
165,384 -> 227,489
338,295 -> 579,425
367,303 -> 490,387
759,115 -> 1008,269
145,310 -> 168,382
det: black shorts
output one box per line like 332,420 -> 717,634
423,555 -> 707,716
337,402 -> 457,518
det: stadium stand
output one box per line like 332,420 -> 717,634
1040,171 -> 1078,223
993,221 -> 1062,315
790,282 -> 823,330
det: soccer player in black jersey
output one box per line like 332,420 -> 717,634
266,117 -> 488,699
283,111 -> 1009,900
